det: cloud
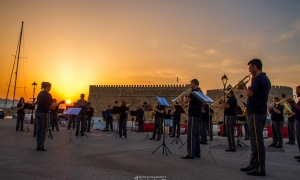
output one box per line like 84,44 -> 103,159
181,44 -> 197,50
204,49 -> 216,55
180,50 -> 206,59
217,32 -> 263,50
273,20 -> 300,42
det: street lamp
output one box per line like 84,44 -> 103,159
221,74 -> 228,137
30,81 -> 37,124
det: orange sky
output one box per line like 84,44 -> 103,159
0,1 -> 299,104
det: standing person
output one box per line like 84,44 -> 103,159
238,58 -> 271,176
165,105 -> 173,135
200,102 -> 209,145
104,105 -> 113,131
119,101 -> 129,138
286,107 -> 295,145
136,104 -> 145,133
219,90 -> 237,152
85,103 -> 94,132
268,97 -> 284,148
181,79 -> 203,159
16,97 -> 25,131
287,85 -> 300,162
76,94 -> 89,136
149,101 -> 165,141
35,82 -> 59,151
68,102 -> 76,130
50,99 -> 59,131
208,107 -> 214,141
171,102 -> 181,138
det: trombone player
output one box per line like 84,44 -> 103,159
268,97 -> 284,148
287,85 -> 300,162
149,101 -> 165,141
170,102 -> 181,138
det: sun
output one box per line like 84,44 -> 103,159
66,99 -> 71,104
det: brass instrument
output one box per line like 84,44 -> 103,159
170,105 -> 176,115
283,103 -> 293,117
151,103 -> 157,120
172,88 -> 192,103
275,95 -> 296,106
211,74 -> 251,106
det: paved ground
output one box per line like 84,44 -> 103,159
0,118 -> 299,180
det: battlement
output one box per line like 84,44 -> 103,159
90,84 -> 189,88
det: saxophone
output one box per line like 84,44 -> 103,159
151,103 -> 157,120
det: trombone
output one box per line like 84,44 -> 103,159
171,88 -> 192,103
211,73 -> 252,106
275,95 -> 296,106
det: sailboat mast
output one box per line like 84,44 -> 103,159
12,21 -> 24,106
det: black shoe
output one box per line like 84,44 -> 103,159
240,166 -> 254,172
56,129 -> 59,131
246,170 -> 266,176
39,148 -> 47,151
156,138 -> 160,141
75,134 -> 78,136
87,130 -> 90,132
170,135 -> 175,137
181,155 -> 194,159
149,138 -> 154,140
51,129 -> 54,131
286,141 -> 291,144
195,155 -> 201,158
20,129 -> 24,131
81,134 -> 84,136
201,142 -> 207,145
289,142 -> 295,145
210,138 -> 213,141
243,138 -> 249,140
294,156 -> 300,159
125,136 -> 127,138
268,143 -> 276,147
225,148 -> 236,152
298,160 -> 300,162
276,145 -> 283,148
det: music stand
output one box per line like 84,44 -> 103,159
58,108 -> 81,148
152,96 -> 171,156
142,104 -> 152,141
112,106 -> 122,138
170,105 -> 185,145
23,103 -> 35,132
129,110 -> 137,132
191,91 -> 217,166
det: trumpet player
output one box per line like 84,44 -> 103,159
136,105 -> 145,133
149,101 -> 165,141
171,102 -> 181,138
119,100 -> 129,138
219,90 -> 237,152
238,58 -> 271,176
166,105 -> 174,135
181,79 -> 203,159
286,106 -> 295,145
268,97 -> 284,148
287,85 -> 300,162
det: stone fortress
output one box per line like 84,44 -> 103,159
88,84 -> 293,124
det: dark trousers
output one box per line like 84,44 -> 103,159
151,117 -> 163,139
76,114 -> 86,135
172,120 -> 180,137
137,118 -> 144,132
248,114 -> 266,174
208,119 -> 213,139
186,117 -> 201,158
16,113 -> 25,131
296,121 -> 300,152
68,116 -> 76,129
119,118 -> 127,137
288,121 -> 295,143
225,115 -> 236,149
200,121 -> 208,143
105,116 -> 113,131
85,116 -> 92,132
243,123 -> 249,139
50,113 -> 58,131
35,112 -> 49,149
272,121 -> 283,145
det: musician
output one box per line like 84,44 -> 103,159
208,107 -> 214,141
76,94 -> 89,136
287,85 -> 300,162
268,97 -> 284,148
104,105 -> 113,131
119,100 -> 129,138
68,102 -> 77,130
136,105 -> 145,133
181,79 -> 203,159
149,101 -> 165,141
238,59 -> 271,176
171,102 -> 181,138
200,102 -> 209,144
50,99 -> 59,131
286,107 -> 295,144
85,103 -> 94,132
166,105 -> 174,135
35,82 -> 60,151
16,97 -> 25,131
220,90 -> 237,151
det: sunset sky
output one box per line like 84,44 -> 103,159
0,0 -> 299,103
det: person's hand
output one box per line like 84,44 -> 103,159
286,97 -> 295,103
218,99 -> 224,104
237,82 -> 246,89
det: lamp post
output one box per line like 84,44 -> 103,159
221,74 -> 228,137
30,82 -> 37,124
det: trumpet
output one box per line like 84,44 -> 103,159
172,88 -> 192,103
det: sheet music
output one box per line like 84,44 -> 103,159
191,91 -> 214,103
156,96 -> 170,107
64,108 -> 82,115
